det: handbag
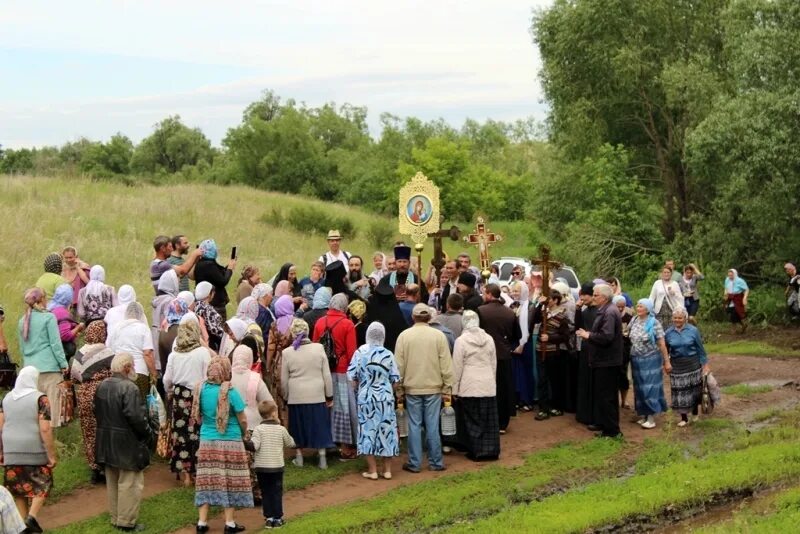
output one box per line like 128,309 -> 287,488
156,418 -> 172,459
0,351 -> 17,389
58,378 -> 76,425
700,374 -> 714,415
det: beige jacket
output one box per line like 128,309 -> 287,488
395,323 -> 453,396
281,342 -> 333,404
452,327 -> 497,398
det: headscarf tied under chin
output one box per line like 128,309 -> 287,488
637,298 -> 658,345
191,356 -> 232,435
200,239 -> 218,260
47,283 -> 73,310
366,322 -> 385,347
44,253 -> 62,274
275,295 -> 295,335
23,287 -> 45,341
85,265 -> 107,298
290,318 -> 310,350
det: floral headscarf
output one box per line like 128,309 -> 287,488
290,318 -> 310,350
22,287 -> 45,341
166,298 -> 189,327
85,320 -> 107,345
348,299 -> 366,321
200,239 -> 218,260
175,320 -> 202,353
191,356 -> 232,435
236,297 -> 259,325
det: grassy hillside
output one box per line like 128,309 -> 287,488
0,175 -> 537,355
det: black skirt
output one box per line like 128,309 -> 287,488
459,397 -> 500,461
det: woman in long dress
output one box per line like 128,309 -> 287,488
266,295 -> 295,415
724,269 -> 749,333
628,299 -> 670,429
665,307 -> 710,427
347,322 -> 401,478
451,311 -> 500,461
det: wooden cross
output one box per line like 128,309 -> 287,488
428,215 -> 461,282
464,216 -> 502,279
530,244 -> 562,298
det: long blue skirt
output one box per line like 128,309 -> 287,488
513,341 -> 535,407
289,403 -> 335,449
631,351 -> 668,416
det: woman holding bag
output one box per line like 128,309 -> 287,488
648,267 -> 683,331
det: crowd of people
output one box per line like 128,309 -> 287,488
0,232 -> 786,533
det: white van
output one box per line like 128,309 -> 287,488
492,257 -> 581,300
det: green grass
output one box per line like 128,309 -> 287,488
722,384 -> 774,397
446,440 -> 800,533
50,457 -> 366,534
705,340 -> 800,358
697,486 -> 800,533
279,438 -> 624,533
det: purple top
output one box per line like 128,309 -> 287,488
51,306 -> 77,342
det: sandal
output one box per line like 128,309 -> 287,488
362,472 -> 378,480
534,411 -> 550,421
383,472 -> 392,480
549,409 -> 563,417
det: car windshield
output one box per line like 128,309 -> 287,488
554,268 -> 578,288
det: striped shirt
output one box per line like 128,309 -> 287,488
251,421 -> 296,472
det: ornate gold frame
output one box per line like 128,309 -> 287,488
398,172 -> 440,244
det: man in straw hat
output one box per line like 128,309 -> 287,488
319,230 -> 352,272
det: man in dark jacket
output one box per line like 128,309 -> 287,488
193,239 -> 236,320
457,272 -> 483,312
95,352 -> 153,532
577,284 -> 623,438
478,284 -> 522,432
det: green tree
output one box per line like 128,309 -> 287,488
130,116 -> 214,174
81,134 -> 134,175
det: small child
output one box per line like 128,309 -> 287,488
251,400 -> 296,529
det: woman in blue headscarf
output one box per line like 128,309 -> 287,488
723,269 -> 749,333
628,298 -> 670,429
193,239 -> 236,321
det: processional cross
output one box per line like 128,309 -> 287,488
428,215 -> 461,282
464,216 -> 502,281
530,244 -> 562,298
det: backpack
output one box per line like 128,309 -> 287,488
320,318 -> 345,371
321,251 -> 351,267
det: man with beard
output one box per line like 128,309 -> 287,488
478,284 -> 521,433
347,255 -> 371,300
575,282 -> 598,426
167,234 -> 192,292
457,272 -> 483,312
380,245 -> 423,303
324,260 -> 359,302
150,235 -> 202,295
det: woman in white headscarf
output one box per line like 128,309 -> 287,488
77,265 -> 118,325
508,281 -> 533,412
451,311 -> 500,461
108,302 -> 156,398
347,322 -> 400,479
219,318 -> 248,360
0,366 -> 58,532
152,270 -> 180,375
194,281 -> 224,352
104,284 -> 136,345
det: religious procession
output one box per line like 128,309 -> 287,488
5,170 -> 793,534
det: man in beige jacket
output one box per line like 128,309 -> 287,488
395,303 -> 453,473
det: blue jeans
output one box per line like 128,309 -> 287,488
405,394 -> 443,470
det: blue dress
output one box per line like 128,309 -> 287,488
346,345 -> 401,457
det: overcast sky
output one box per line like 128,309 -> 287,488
0,1 -> 550,148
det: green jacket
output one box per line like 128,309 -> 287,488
17,310 -> 68,373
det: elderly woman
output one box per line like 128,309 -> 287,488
302,287 -> 332,335
152,270 -> 180,376
348,300 -> 368,347
192,357 -> 252,532
108,302 -> 156,399
236,265 -> 262,304
234,297 -> 265,366
266,295 -> 295,404
665,306 -> 709,427
159,297 -> 189,374
532,292 -> 571,421
724,269 -> 749,333
70,321 -> 115,484
312,293 -> 358,460
18,288 -> 69,429
281,319 -> 334,470
614,295 -> 634,410
452,311 -> 500,461
508,281 -> 533,412
47,283 -> 84,359
649,266 -> 683,331
628,299 -> 670,429
77,265 -> 117,325
251,283 -> 274,349
0,366 -> 58,533
195,281 -> 225,352
104,284 -> 137,343
219,318 -> 248,359
163,320 -> 212,486
347,322 -> 400,478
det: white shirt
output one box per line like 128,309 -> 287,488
163,346 -> 212,392
109,320 -> 154,375
319,250 -> 352,272
648,279 -> 683,314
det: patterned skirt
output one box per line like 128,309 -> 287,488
656,304 -> 673,332
459,397 -> 500,461
170,385 -> 199,475
356,401 -> 399,457
194,440 -> 254,508
670,356 -> 702,414
289,403 -> 335,450
331,373 -> 358,445
4,465 -> 53,498
631,350 -> 668,416
77,371 -> 113,470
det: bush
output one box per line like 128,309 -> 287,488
365,220 -> 396,249
283,205 -> 355,238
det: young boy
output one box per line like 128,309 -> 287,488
251,400 -> 296,529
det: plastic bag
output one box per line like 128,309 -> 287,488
146,384 -> 167,429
